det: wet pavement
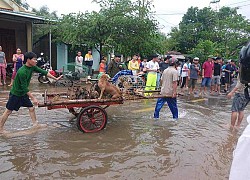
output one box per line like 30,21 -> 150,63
0,76 -> 249,179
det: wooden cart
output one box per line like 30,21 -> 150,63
38,75 -> 170,133
38,90 -> 124,133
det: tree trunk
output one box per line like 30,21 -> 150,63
99,42 -> 103,62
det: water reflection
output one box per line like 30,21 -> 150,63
0,81 -> 249,179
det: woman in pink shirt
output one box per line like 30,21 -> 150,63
9,48 -> 24,86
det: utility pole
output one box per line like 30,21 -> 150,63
210,0 -> 221,57
49,28 -> 52,69
209,0 -> 220,12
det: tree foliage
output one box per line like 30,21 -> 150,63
167,6 -> 250,60
55,0 -> 164,59
189,40 -> 218,63
32,6 -> 59,43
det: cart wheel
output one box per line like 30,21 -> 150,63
77,105 -> 107,133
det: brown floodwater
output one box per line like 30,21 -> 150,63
0,78 -> 249,179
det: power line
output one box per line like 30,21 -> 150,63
226,0 -> 250,6
236,2 -> 250,8
154,14 -> 178,27
152,13 -> 184,16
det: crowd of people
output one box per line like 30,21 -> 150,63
0,45 -> 249,178
75,49 -> 94,79
94,53 -> 248,128
177,55 -> 238,96
0,47 -> 248,132
97,53 -> 239,97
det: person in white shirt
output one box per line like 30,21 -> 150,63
176,63 -> 182,86
229,115 -> 250,180
180,60 -> 189,93
75,51 -> 83,74
144,54 -> 159,96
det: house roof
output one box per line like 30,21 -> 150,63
0,8 -> 54,24
0,0 -> 26,12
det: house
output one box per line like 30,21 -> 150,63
0,0 -> 101,72
0,0 -> 47,62
33,34 -> 69,71
33,35 -> 101,72
166,51 -> 185,61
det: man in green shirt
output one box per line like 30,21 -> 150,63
0,52 -> 63,133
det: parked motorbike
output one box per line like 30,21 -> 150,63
38,61 -> 51,84
37,52 -> 54,84
37,54 -> 63,84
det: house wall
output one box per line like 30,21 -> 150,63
91,48 -> 100,72
0,0 -> 11,9
0,19 -> 27,51
26,23 -> 32,51
32,35 -> 58,70
0,0 -> 26,11
0,19 -> 28,62
57,43 -> 68,71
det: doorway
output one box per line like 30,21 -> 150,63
0,28 -> 16,63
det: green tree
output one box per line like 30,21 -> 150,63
55,0 -> 160,59
32,6 -> 59,43
167,6 -> 250,59
216,7 -> 250,58
189,40 -> 218,63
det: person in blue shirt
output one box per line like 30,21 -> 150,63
188,57 -> 201,95
224,60 -> 237,92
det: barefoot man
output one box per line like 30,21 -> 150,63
227,75 -> 250,129
0,52 -> 63,133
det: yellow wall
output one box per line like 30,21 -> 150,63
0,0 -> 26,11
26,22 -> 32,51
0,0 -> 12,9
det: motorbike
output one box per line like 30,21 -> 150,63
37,54 -> 63,84
36,53 -> 52,84
38,61 -> 51,84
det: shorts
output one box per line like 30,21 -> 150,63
231,93 -> 249,112
6,93 -> 33,111
188,79 -> 197,89
212,75 -> 221,85
201,77 -> 212,87
224,74 -> 231,84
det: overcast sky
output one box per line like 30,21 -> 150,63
26,0 -> 250,34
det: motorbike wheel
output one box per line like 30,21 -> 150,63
38,75 -> 50,84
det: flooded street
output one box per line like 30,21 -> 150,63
0,78 -> 249,179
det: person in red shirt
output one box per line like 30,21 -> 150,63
199,55 -> 214,96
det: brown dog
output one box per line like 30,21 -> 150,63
98,74 -> 122,99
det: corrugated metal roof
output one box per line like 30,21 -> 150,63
0,9 -> 56,24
